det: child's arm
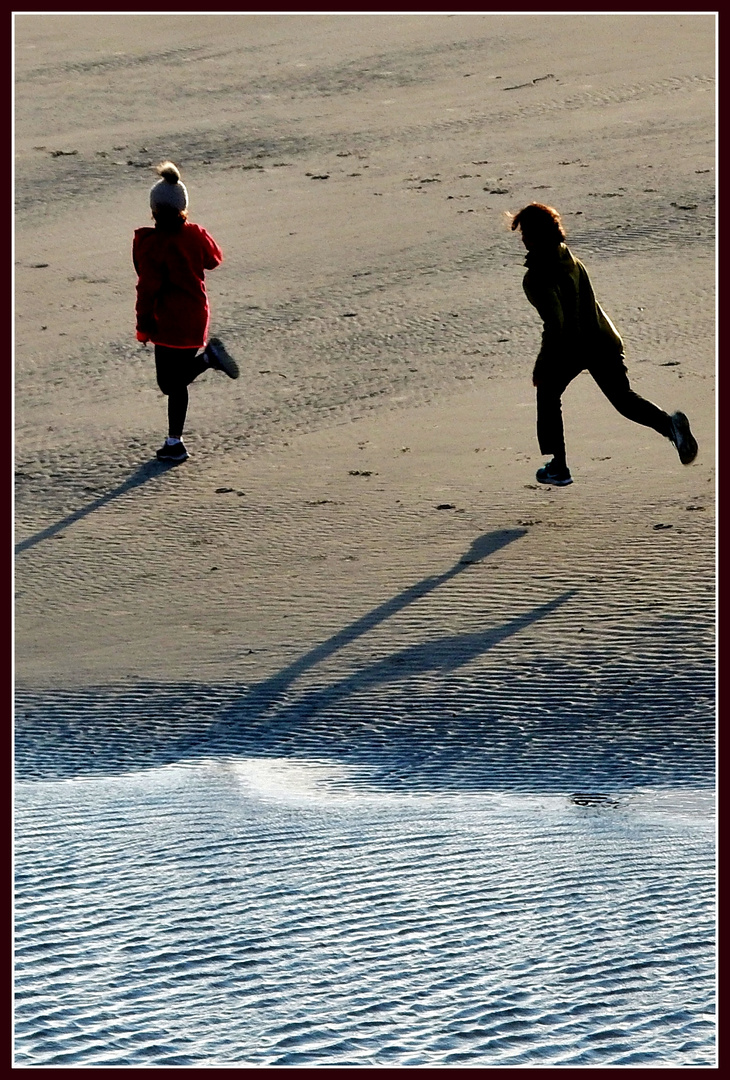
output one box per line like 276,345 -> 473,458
135,275 -> 160,341
523,274 -> 564,348
523,273 -> 565,384
133,236 -> 161,342
199,228 -> 224,270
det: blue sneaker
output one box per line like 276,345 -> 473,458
536,460 -> 573,486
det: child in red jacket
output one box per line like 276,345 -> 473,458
133,161 -> 239,463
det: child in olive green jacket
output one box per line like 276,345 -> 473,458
511,202 -> 698,486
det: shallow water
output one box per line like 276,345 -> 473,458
15,680 -> 715,1067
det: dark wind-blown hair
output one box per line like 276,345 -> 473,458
510,202 -> 566,248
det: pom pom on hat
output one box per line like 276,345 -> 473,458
150,161 -> 189,212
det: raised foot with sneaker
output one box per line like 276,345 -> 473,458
156,440 -> 189,463
669,411 -> 698,465
536,460 -> 573,486
205,337 -> 239,380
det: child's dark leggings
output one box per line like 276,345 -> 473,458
154,344 -> 208,439
535,350 -> 674,462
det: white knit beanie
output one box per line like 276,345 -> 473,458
149,161 -> 189,212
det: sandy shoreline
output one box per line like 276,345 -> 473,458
15,11 -> 715,689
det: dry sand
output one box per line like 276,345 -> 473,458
14,12 -> 715,697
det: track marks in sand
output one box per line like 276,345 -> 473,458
15,21 -> 714,221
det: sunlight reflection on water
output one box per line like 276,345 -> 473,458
15,757 -> 715,1068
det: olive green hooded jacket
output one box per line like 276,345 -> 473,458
522,243 -> 624,372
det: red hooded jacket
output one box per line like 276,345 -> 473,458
133,221 -> 223,349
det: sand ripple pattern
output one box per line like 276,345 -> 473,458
16,762 -> 714,1068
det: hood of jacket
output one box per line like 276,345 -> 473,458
524,242 -> 576,272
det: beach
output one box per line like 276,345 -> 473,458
14,12 -> 715,1067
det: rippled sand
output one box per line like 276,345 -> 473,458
14,12 -> 715,1068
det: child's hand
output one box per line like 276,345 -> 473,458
136,331 -> 150,343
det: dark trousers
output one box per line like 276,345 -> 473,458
535,351 -> 673,461
154,344 -> 208,439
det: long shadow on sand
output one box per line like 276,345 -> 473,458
15,459 -> 175,555
226,528 -> 531,713
15,527 -> 715,794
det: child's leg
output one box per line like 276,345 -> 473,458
535,362 -> 583,466
180,350 -> 209,387
155,345 -> 206,439
589,353 -> 673,437
167,387 -> 189,440
536,383 -> 568,465
533,354 -> 583,467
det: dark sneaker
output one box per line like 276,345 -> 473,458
669,411 -> 698,465
156,440 -> 189,463
536,460 -> 573,486
205,337 -> 239,379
